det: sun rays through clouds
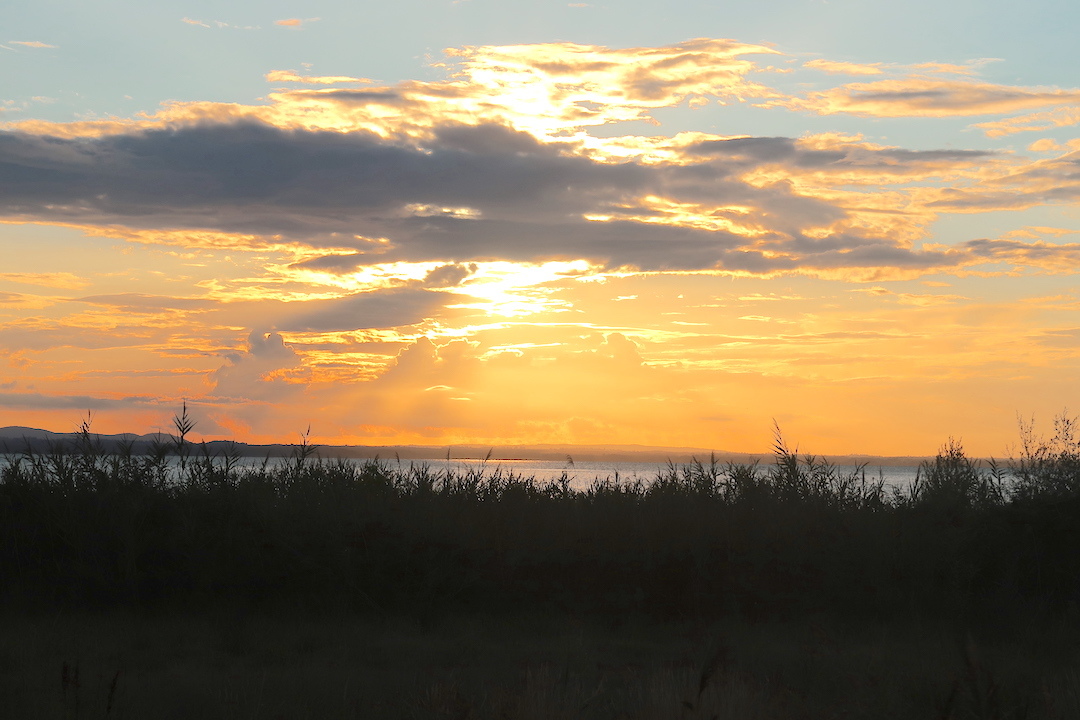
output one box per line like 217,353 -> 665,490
2,31 -> 1080,455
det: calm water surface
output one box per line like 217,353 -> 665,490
0,453 -> 925,491
382,458 -> 924,491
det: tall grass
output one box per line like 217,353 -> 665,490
5,411 -> 1080,717
2,410 -> 1080,631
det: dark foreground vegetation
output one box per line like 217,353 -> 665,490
2,411 -> 1080,718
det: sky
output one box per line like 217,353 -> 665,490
2,0 -> 1080,457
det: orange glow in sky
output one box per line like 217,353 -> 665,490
2,21 -> 1080,457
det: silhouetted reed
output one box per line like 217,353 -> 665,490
2,410 -> 1080,636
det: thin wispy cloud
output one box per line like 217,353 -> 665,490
180,18 -> 259,30
8,41 -> 56,49
804,59 -> 883,75
768,78 -> 1080,118
974,106 -> 1080,137
275,18 -> 320,27
265,70 -> 371,85
0,272 -> 90,290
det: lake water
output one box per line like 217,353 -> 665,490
376,457 -> 925,491
0,452 -> 927,491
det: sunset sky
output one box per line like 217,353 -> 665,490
2,0 -> 1079,456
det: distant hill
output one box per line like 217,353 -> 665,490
0,425 -> 931,466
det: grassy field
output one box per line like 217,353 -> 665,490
3,411 -> 1080,718
5,607 -> 1079,719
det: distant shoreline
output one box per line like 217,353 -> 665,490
0,425 -> 934,466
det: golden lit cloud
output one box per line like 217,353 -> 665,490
0,272 -> 90,289
972,105 -> 1080,137
2,52 -> 1077,286
265,70 -> 372,85
272,17 -> 317,27
909,62 -> 983,76
803,59 -> 883,75
771,78 -> 1080,117
0,292 -> 56,310
1028,138 -> 1066,153
3,38 -> 1080,454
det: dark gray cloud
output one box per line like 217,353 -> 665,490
424,263 -> 477,287
687,136 -> 992,173
279,288 -> 459,332
0,121 -> 644,221
0,118 -> 1014,274
310,89 -> 406,106
0,392 -> 155,410
2,112 -> 848,270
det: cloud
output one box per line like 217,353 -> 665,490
922,150 -> 1080,215
274,18 -> 320,28
8,37 -> 1080,454
0,121 -> 662,262
265,70 -> 371,85
1028,138 -> 1066,153
210,330 -> 303,400
424,263 -> 477,287
0,272 -> 89,289
850,286 -> 966,306
73,293 -> 214,312
0,114 -> 1069,279
9,41 -> 56,49
181,18 -> 259,30
909,62 -> 982,76
804,59 -> 883,75
772,78 -> 1080,118
0,392 -> 152,410
1,38 -> 1078,285
0,292 -> 54,310
2,38 -> 783,143
0,319 -> 167,352
686,135 -> 992,178
972,106 -> 1080,137
279,288 -> 461,332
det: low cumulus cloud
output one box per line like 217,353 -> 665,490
210,330 -> 303,401
424,263 -> 478,287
